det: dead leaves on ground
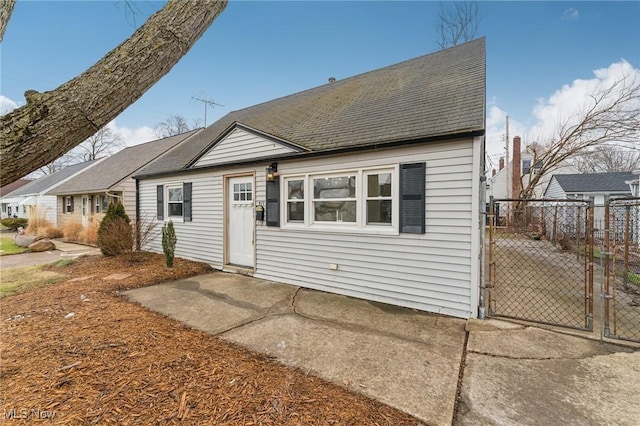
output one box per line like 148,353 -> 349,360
1,253 -> 418,424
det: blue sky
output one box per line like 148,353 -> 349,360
2,1 -> 639,166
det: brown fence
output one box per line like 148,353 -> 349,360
487,197 -> 640,343
487,199 -> 594,331
602,198 -> 640,342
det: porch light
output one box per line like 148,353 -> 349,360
266,163 -> 278,182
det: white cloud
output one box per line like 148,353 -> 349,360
528,60 -> 640,142
107,120 -> 156,147
562,8 -> 579,21
0,95 -> 19,115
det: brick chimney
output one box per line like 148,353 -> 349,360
499,157 -> 504,171
512,136 -> 522,198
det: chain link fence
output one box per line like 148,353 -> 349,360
487,199 -> 593,331
603,198 -> 640,343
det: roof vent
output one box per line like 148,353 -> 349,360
328,77 -> 336,83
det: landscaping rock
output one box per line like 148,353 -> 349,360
15,234 -> 42,248
28,239 -> 56,252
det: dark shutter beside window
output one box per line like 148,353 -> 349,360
399,162 -> 426,234
157,185 -> 164,220
266,179 -> 280,227
183,182 -> 192,222
70,197 -> 74,213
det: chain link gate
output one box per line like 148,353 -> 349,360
603,197 -> 640,343
487,199 -> 594,331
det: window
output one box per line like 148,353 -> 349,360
285,178 -> 304,222
366,171 -> 392,225
95,196 -> 101,214
167,185 -> 184,217
522,159 -> 532,175
65,196 -> 73,213
313,175 -> 357,223
233,182 -> 252,201
157,183 -> 192,222
102,196 -> 109,212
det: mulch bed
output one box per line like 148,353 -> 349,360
1,253 -> 419,424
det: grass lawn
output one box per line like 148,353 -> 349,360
0,236 -> 25,255
0,264 -> 68,298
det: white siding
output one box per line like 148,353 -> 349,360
193,128 -> 297,168
544,177 -> 566,199
34,195 -> 58,226
138,139 -> 481,319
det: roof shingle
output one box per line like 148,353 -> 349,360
138,38 -> 485,178
553,172 -> 636,193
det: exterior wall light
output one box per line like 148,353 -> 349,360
266,163 -> 278,182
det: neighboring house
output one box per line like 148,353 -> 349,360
626,170 -> 640,197
0,178 -> 33,219
544,171 -> 636,228
487,136 -> 578,200
134,39 -> 486,319
48,130 -> 201,229
0,162 -> 99,225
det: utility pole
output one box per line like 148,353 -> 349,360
191,97 -> 223,127
505,115 -> 510,198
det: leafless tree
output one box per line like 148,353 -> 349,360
155,114 -> 192,138
572,145 -> 640,173
436,1 -> 479,49
0,0 -> 227,185
519,74 -> 640,198
71,126 -> 125,161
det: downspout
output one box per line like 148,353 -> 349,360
478,179 -> 487,319
135,179 -> 140,251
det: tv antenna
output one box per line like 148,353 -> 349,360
191,97 -> 223,127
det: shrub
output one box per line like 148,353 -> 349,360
80,220 -> 100,245
25,206 -> 52,236
97,202 -> 132,256
133,213 -> 160,251
41,226 -> 64,239
162,220 -> 177,268
63,222 -> 83,241
0,218 -> 28,231
97,218 -> 133,256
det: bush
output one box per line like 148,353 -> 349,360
97,202 -> 132,256
162,220 -> 177,268
25,206 -> 52,236
41,226 -> 64,239
63,222 -> 83,241
80,220 -> 100,245
0,218 -> 28,231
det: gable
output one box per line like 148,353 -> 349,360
192,126 -> 300,168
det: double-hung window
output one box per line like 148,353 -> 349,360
65,196 -> 73,213
365,170 -> 393,225
313,175 -> 357,223
285,178 -> 305,223
167,185 -> 184,218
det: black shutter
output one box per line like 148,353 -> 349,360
266,179 -> 280,227
70,197 -> 74,213
183,182 -> 192,222
156,185 -> 164,220
399,162 -> 426,234
62,197 -> 65,214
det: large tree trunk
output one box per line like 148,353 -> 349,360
1,0 -> 227,185
0,0 -> 16,42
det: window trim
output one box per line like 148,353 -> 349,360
65,196 -> 73,214
166,183 -> 185,222
284,176 -> 305,225
280,165 -> 399,234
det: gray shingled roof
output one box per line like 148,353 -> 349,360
554,172 -> 636,194
5,161 -> 99,197
0,179 -> 33,197
48,130 -> 200,195
138,38 -> 485,178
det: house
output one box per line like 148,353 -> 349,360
487,136 -> 578,200
0,178 -> 33,219
544,171 -> 636,229
135,39 -> 486,319
0,161 -> 99,225
47,130 -> 201,229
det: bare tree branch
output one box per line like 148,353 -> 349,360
436,1 -> 479,49
519,74 -> 640,198
0,0 -> 15,42
155,114 -> 192,138
572,145 -> 640,173
1,0 -> 227,185
72,126 -> 125,161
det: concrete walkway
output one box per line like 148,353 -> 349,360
122,273 -> 640,425
0,239 -> 100,270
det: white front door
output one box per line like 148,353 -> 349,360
227,176 -> 254,267
81,196 -> 89,227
